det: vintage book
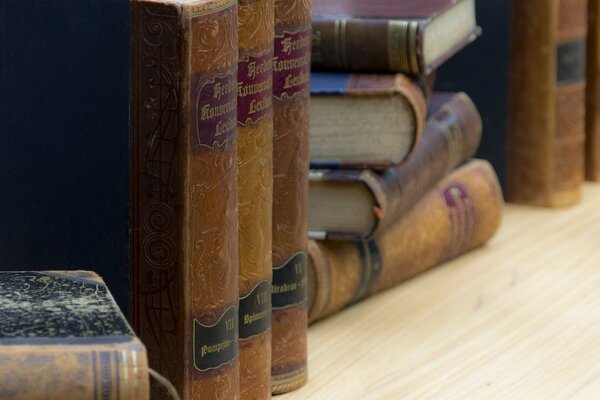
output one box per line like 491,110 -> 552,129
237,0 -> 273,398
310,73 -> 427,169
0,271 -> 150,399
586,0 -> 600,181
307,160 -> 504,323
311,0 -> 480,74
308,92 -> 482,240
507,0 -> 587,206
130,1 -> 240,399
271,0 -> 311,393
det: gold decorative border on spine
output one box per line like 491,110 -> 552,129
272,365 -> 308,394
333,19 -> 348,69
388,20 -> 421,74
185,0 -> 237,17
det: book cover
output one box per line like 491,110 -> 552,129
308,92 -> 482,240
310,73 -> 427,169
237,0 -> 274,398
307,160 -> 504,323
130,1 -> 240,398
0,271 -> 149,400
311,0 -> 480,74
507,0 -> 587,206
271,0 -> 311,393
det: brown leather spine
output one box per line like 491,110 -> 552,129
586,0 -> 600,180
0,340 -> 149,400
237,0 -> 273,398
271,0 -> 311,394
312,92 -> 482,240
312,17 -> 427,74
307,160 -> 504,323
130,1 -> 240,399
507,0 -> 587,206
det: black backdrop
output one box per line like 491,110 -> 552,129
0,0 -> 510,314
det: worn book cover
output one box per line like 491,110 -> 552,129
307,160 -> 504,323
311,0 -> 480,74
237,0 -> 274,398
130,1 -> 240,399
586,0 -> 600,181
308,92 -> 482,240
271,0 -> 311,393
310,73 -> 427,169
0,271 -> 149,400
508,0 -> 587,206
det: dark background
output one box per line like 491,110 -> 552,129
0,0 -> 510,314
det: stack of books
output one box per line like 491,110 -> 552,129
306,0 -> 505,323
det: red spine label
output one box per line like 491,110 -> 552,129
238,51 -> 273,126
192,66 -> 238,151
273,27 -> 311,100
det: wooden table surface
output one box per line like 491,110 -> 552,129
280,183 -> 600,399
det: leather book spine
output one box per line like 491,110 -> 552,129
307,160 -> 504,323
237,0 -> 274,398
586,0 -> 600,180
312,92 -> 482,240
0,339 -> 150,400
130,1 -> 240,399
271,0 -> 311,393
312,17 -> 427,74
508,0 -> 587,206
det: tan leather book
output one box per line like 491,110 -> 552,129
507,0 -> 587,206
586,0 -> 600,181
307,160 -> 504,323
310,73 -> 427,169
0,271 -> 149,399
237,0 -> 273,398
311,0 -> 479,74
308,92 -> 482,240
271,0 -> 311,394
130,1 -> 240,399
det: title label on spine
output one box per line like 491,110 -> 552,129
272,252 -> 308,309
239,280 -> 271,339
193,306 -> 239,372
273,27 -> 311,100
238,51 -> 273,126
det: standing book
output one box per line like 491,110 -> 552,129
130,1 -> 240,399
507,0 -> 587,206
0,271 -> 150,399
237,0 -> 274,398
271,0 -> 311,393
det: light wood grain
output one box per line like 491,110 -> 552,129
280,183 -> 600,400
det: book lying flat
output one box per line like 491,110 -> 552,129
0,271 -> 149,400
307,160 -> 504,323
312,0 -> 480,74
308,92 -> 482,240
310,73 -> 427,169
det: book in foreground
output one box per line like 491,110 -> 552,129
130,1 -> 240,399
508,0 -> 587,206
237,0 -> 274,398
307,160 -> 504,323
0,271 -> 149,399
271,0 -> 311,393
310,73 -> 427,169
587,0 -> 600,181
308,92 -> 482,240
311,0 -> 480,74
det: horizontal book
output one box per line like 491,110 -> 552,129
310,73 -> 427,169
307,160 -> 504,323
308,92 -> 482,240
312,0 -> 480,74
0,271 -> 149,400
